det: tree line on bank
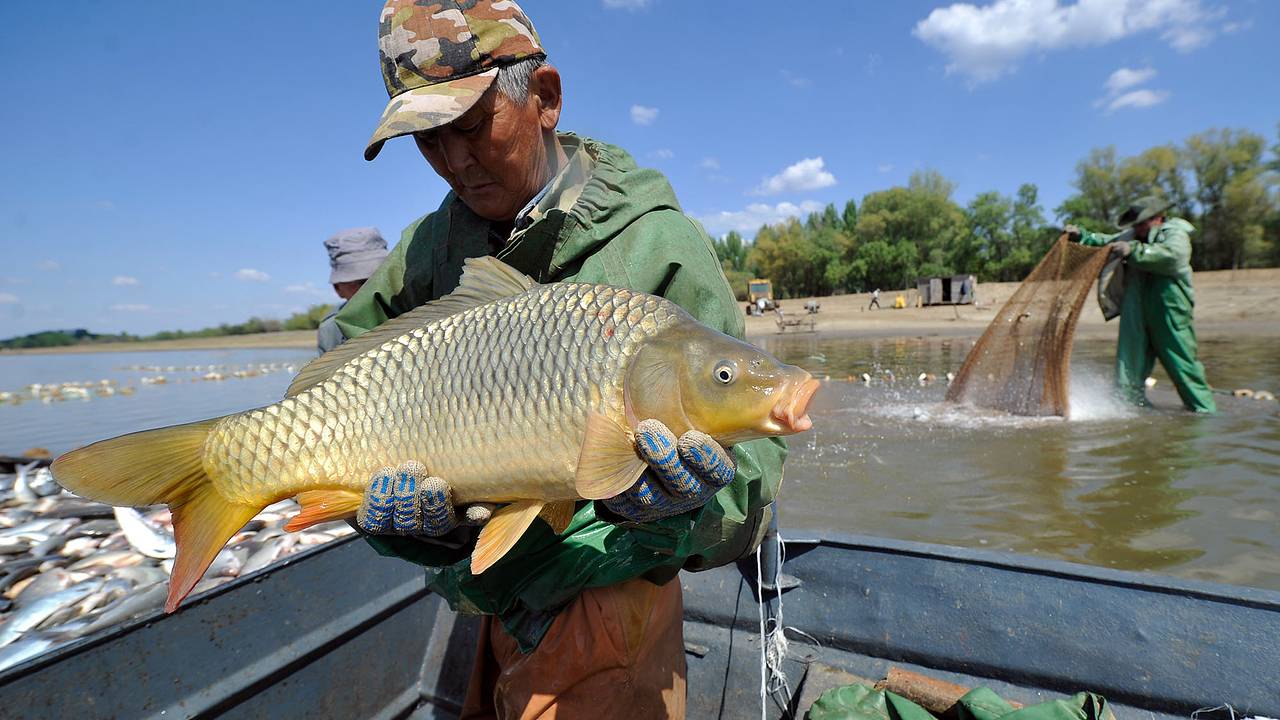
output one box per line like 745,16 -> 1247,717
0,304 -> 334,349
715,125 -> 1280,300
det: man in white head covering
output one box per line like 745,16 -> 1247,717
317,227 -> 388,353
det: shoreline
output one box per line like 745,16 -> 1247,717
5,268 -> 1277,355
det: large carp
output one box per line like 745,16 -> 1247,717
53,257 -> 819,611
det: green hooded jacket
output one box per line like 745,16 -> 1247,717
1078,218 -> 1197,320
334,134 -> 787,650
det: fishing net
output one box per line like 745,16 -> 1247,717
945,235 -> 1110,417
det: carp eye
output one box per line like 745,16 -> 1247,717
713,361 -> 736,385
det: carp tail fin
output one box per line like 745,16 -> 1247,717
50,418 -> 261,613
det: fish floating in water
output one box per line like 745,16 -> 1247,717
53,257 -> 820,612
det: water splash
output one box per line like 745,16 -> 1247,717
1067,368 -> 1136,421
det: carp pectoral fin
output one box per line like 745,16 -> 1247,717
539,501 -> 577,535
471,500 -> 544,575
286,489 -> 363,531
575,412 -> 647,500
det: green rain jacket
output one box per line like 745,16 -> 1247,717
334,134 -> 787,650
1078,218 -> 1197,328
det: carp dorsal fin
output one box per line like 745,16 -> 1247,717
285,256 -> 538,398
471,499 -> 544,574
575,412 -> 647,500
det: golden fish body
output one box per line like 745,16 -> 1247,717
52,257 -> 820,611
204,281 -> 682,507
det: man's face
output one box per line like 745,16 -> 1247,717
333,280 -> 365,300
412,68 -> 562,222
1134,216 -> 1163,241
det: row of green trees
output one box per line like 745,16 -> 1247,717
714,125 -> 1280,300
0,304 -> 334,349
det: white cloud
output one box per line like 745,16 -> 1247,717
1222,19 -> 1253,34
235,268 -> 271,282
630,104 -> 659,126
699,157 -> 721,171
697,200 -> 826,236
112,275 -> 139,286
0,293 -> 18,304
752,157 -> 837,196
650,148 -> 674,160
37,260 -> 60,271
1096,66 -> 1168,113
603,0 -> 649,9
1104,66 -> 1156,95
877,163 -> 895,174
284,282 -> 328,297
1106,88 -> 1170,112
94,200 -> 116,211
914,0 -> 1215,84
110,303 -> 150,312
781,70 -> 812,88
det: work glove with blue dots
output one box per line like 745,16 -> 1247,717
356,460 -> 493,536
601,419 -> 737,522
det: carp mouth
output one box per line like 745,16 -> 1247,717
769,376 -> 820,434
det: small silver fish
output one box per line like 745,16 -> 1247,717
0,581 -> 101,648
113,507 -> 176,559
75,583 -> 168,638
12,462 -> 40,504
0,635 -> 56,674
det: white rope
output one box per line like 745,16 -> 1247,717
755,544 -> 768,720
755,534 -> 796,719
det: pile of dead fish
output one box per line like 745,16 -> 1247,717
0,461 -> 352,674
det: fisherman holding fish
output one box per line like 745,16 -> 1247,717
52,1 -> 806,718
1066,196 -> 1216,413
342,1 -> 790,716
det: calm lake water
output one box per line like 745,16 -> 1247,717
1,336 -> 1278,590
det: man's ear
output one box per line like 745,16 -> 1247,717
529,65 -> 563,131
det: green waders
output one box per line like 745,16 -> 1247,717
1080,218 -> 1216,414
1115,269 -> 1216,413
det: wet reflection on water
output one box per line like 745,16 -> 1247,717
763,334 -> 1280,591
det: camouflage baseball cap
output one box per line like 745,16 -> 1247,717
364,0 -> 545,161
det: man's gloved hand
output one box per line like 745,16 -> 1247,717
1063,224 -> 1082,242
356,460 -> 494,536
602,419 -> 737,522
1109,240 -> 1132,258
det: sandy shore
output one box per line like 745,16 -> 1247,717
1,330 -> 317,355
5,268 -> 1277,356
743,268 -> 1280,341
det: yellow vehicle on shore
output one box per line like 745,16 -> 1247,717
746,278 -> 779,315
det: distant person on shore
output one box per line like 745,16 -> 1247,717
316,227 -> 388,354
868,288 -> 881,310
1066,196 -> 1215,413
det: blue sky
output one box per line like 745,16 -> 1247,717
1,0 -> 1277,336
